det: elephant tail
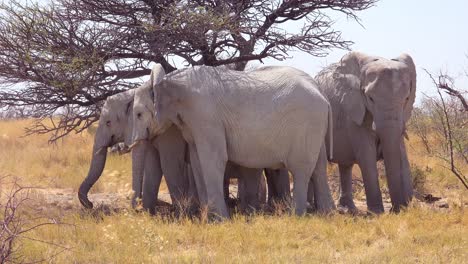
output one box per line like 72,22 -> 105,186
327,103 -> 333,160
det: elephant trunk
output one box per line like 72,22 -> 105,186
377,122 -> 409,212
131,140 -> 148,208
78,144 -> 108,209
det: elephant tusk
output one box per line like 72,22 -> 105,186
94,147 -> 106,155
118,148 -> 131,155
117,145 -> 131,155
128,140 -> 143,151
403,130 -> 409,140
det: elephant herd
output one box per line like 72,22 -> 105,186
78,51 -> 417,218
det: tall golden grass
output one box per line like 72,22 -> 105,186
0,119 -> 132,193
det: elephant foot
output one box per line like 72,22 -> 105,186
389,202 -> 409,214
315,203 -> 336,215
131,195 -> 144,212
367,204 -> 385,215
338,197 -> 358,214
267,198 -> 292,215
314,194 -> 336,214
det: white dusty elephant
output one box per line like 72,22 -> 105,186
131,81 -> 270,214
315,51 -> 416,213
77,88 -> 193,214
132,64 -> 333,218
78,82 -> 270,215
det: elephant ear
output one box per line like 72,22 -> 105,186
337,52 -> 368,126
150,64 -> 166,89
395,54 -> 417,124
123,91 -> 135,146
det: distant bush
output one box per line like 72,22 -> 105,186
408,69 -> 467,189
410,163 -> 427,195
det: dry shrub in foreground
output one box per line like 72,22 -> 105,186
0,176 -> 69,263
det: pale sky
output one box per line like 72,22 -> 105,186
264,0 -> 468,103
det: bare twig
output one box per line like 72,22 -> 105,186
0,0 -> 376,141
0,176 -> 71,263
420,69 -> 468,189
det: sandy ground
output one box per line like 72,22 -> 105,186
30,181 -> 451,215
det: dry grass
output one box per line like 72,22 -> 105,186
17,208 -> 468,263
1,119 -> 144,193
0,119 -> 467,263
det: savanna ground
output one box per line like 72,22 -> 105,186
0,119 -> 467,263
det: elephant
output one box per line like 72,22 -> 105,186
315,51 -> 416,213
77,81 -> 274,216
131,79 -> 274,214
132,64 -> 334,218
77,87 -> 194,214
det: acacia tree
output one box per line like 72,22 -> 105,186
0,0 -> 376,141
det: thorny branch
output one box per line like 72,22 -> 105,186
0,0 -> 376,141
0,176 -> 71,263
419,69 -> 468,189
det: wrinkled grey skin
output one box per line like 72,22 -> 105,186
134,65 -> 333,218
315,51 -> 416,213
77,89 -> 158,211
78,83 -> 270,215
132,81 -> 269,214
77,88 -> 192,214
307,144 -> 336,213
131,125 -> 195,213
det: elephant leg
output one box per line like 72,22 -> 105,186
311,144 -> 335,213
357,158 -> 384,214
223,163 -> 233,203
400,140 -> 413,204
157,126 -> 189,204
307,179 -> 314,209
188,144 -> 207,206
287,159 -> 318,216
191,135 -> 229,219
290,166 -> 313,216
338,164 -> 357,212
142,145 -> 162,215
265,169 -> 291,205
224,174 -> 230,201
237,167 -> 264,213
185,162 -> 199,206
182,146 -> 199,209
258,174 -> 267,206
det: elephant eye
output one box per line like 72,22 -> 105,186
137,113 -> 142,119
369,96 -> 375,103
106,120 -> 111,127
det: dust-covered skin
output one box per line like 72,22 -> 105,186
315,51 -> 417,213
77,86 -> 192,214
132,74 -> 269,214
133,65 -> 333,218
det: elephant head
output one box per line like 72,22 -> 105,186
130,64 -> 170,204
78,89 -> 135,209
337,51 -> 416,211
132,64 -> 175,142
